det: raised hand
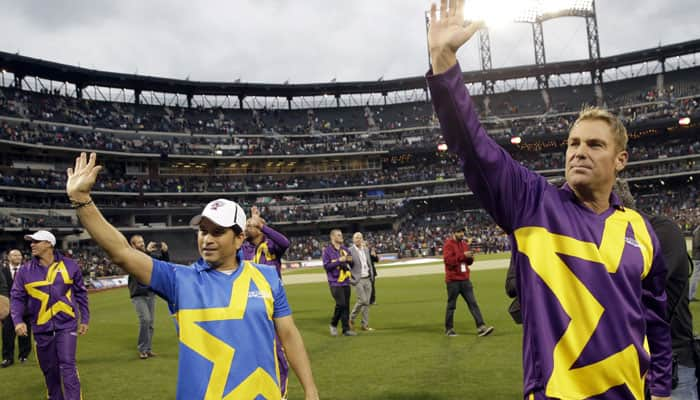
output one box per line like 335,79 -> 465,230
428,0 -> 483,74
66,152 -> 103,202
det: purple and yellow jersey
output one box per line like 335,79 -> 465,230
322,245 -> 352,287
242,225 -> 290,277
150,254 -> 291,400
427,63 -> 671,399
10,252 -> 89,334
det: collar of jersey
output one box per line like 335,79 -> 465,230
193,250 -> 245,272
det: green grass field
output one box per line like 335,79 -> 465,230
3,265 -> 700,399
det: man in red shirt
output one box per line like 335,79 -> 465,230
443,227 -> 494,337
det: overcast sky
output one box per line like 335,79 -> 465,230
1,0 -> 698,84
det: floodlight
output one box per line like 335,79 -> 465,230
510,136 -> 522,144
678,117 -> 691,126
437,143 -> 448,152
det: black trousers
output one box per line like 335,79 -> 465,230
370,278 -> 376,304
329,285 -> 351,333
2,315 -> 32,360
445,280 -> 485,330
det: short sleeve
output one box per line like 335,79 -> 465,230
149,258 -> 179,306
272,275 -> 291,319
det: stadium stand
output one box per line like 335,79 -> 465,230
0,43 -> 699,281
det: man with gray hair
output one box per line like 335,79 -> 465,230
2,249 -> 32,368
349,232 -> 377,332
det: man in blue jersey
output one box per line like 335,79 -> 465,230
426,1 -> 671,399
65,152 -> 319,400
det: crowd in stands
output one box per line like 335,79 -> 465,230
1,80 -> 698,159
0,162 -> 463,192
1,86 -> 434,136
1,132 -> 698,195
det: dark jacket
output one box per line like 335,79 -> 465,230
693,225 -> 700,260
128,250 -> 169,298
647,213 -> 695,367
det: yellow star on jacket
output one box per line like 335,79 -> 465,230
24,261 -> 76,325
150,257 -> 291,400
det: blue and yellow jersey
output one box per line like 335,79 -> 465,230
150,255 -> 291,400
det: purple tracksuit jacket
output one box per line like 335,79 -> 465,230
427,63 -> 671,399
322,245 -> 352,287
241,225 -> 290,276
10,251 -> 89,332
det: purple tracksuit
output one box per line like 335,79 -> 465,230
322,245 -> 352,287
11,251 -> 89,400
241,225 -> 291,397
427,63 -> 671,399
241,225 -> 290,277
323,244 -> 353,332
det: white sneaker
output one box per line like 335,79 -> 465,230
329,325 -> 338,336
477,325 -> 494,337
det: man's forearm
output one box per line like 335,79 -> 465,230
74,200 -> 153,284
0,295 -> 9,320
277,318 -> 318,398
74,199 -> 129,259
431,49 -> 458,75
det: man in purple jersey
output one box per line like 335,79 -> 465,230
426,1 -> 671,399
11,230 -> 90,400
241,206 -> 292,399
242,206 -> 290,277
322,229 -> 356,337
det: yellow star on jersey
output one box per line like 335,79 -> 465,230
176,262 -> 281,400
24,261 -> 75,325
515,209 -> 654,399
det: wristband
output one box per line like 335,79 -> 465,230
71,199 -> 94,209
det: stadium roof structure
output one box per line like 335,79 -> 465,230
464,0 -> 595,25
0,39 -> 699,100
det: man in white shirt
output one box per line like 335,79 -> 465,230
349,232 -> 377,331
2,249 -> 31,368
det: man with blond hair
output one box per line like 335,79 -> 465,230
426,1 -> 671,398
11,231 -> 89,399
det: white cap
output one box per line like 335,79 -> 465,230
190,199 -> 246,230
24,230 -> 57,246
